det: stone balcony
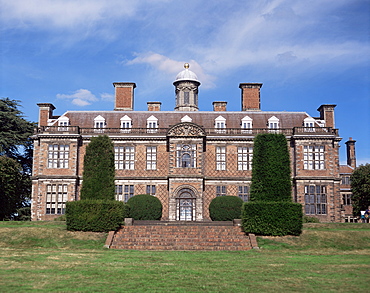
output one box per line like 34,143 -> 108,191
34,126 -> 339,137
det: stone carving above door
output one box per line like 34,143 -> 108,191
167,122 -> 206,137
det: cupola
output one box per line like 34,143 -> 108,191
173,63 -> 201,111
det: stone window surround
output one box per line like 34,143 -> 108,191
47,144 -> 69,169
304,185 -> 327,215
114,146 -> 135,170
216,146 -> 226,171
146,146 -> 157,170
115,184 -> 134,202
303,145 -> 325,170
46,183 -> 68,215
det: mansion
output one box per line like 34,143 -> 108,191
31,64 -> 356,222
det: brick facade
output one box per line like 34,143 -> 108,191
31,65 -> 355,222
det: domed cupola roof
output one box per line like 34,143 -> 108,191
174,63 -> 200,83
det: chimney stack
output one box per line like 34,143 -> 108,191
317,104 -> 336,128
239,83 -> 263,111
213,101 -> 227,111
37,103 -> 56,127
113,82 -> 136,111
345,137 -> 356,168
147,102 -> 161,111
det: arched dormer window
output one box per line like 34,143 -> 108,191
120,115 -> 132,133
241,116 -> 253,134
58,116 -> 70,131
147,115 -> 158,133
215,115 -> 226,133
94,115 -> 106,133
268,116 -> 279,133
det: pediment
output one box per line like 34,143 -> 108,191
167,122 -> 206,137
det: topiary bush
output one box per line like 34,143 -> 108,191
127,194 -> 162,220
209,196 -> 244,221
54,215 -> 66,221
80,135 -> 115,201
250,133 -> 292,202
303,215 -> 320,223
242,201 -> 303,236
66,200 -> 129,232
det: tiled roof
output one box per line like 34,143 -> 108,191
340,165 -> 354,174
59,110 -> 310,129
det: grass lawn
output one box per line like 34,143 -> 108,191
0,221 -> 369,292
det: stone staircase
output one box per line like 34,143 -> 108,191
106,220 -> 258,251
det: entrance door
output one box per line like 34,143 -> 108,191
176,188 -> 196,221
178,198 -> 194,221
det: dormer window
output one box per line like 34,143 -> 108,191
241,116 -> 253,134
94,115 -> 106,133
120,115 -> 132,133
215,116 -> 226,133
58,116 -> 70,131
147,115 -> 158,133
268,116 -> 279,133
181,115 -> 192,123
304,117 -> 316,132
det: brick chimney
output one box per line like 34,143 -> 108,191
213,101 -> 227,111
317,104 -> 336,128
37,103 -> 56,127
239,83 -> 263,111
147,102 -> 161,111
113,82 -> 136,111
345,137 -> 356,168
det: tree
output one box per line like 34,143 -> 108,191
67,135 -> 124,232
351,164 -> 370,216
250,133 -> 292,201
209,196 -> 243,221
0,156 -> 30,220
0,98 -> 34,160
80,135 -> 115,200
242,133 -> 302,236
0,98 -> 34,220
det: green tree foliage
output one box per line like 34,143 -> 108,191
0,156 -> 30,220
242,202 -> 303,236
243,133 -> 302,236
209,196 -> 243,221
0,98 -> 34,220
66,200 -> 128,232
351,164 -> 370,216
80,135 -> 115,200
250,133 -> 292,202
127,194 -> 162,220
0,98 -> 34,161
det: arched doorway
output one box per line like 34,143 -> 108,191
176,188 -> 196,221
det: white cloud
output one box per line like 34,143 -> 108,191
127,52 -> 216,88
0,0 -> 138,28
100,93 -> 114,102
3,0 -> 368,84
57,89 -> 98,106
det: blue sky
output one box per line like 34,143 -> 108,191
1,0 -> 369,165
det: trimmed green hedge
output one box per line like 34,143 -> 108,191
66,200 -> 129,232
250,133 -> 292,202
303,215 -> 320,223
242,201 -> 303,236
80,135 -> 115,201
127,194 -> 162,220
209,196 -> 244,221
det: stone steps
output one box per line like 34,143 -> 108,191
108,223 -> 254,251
